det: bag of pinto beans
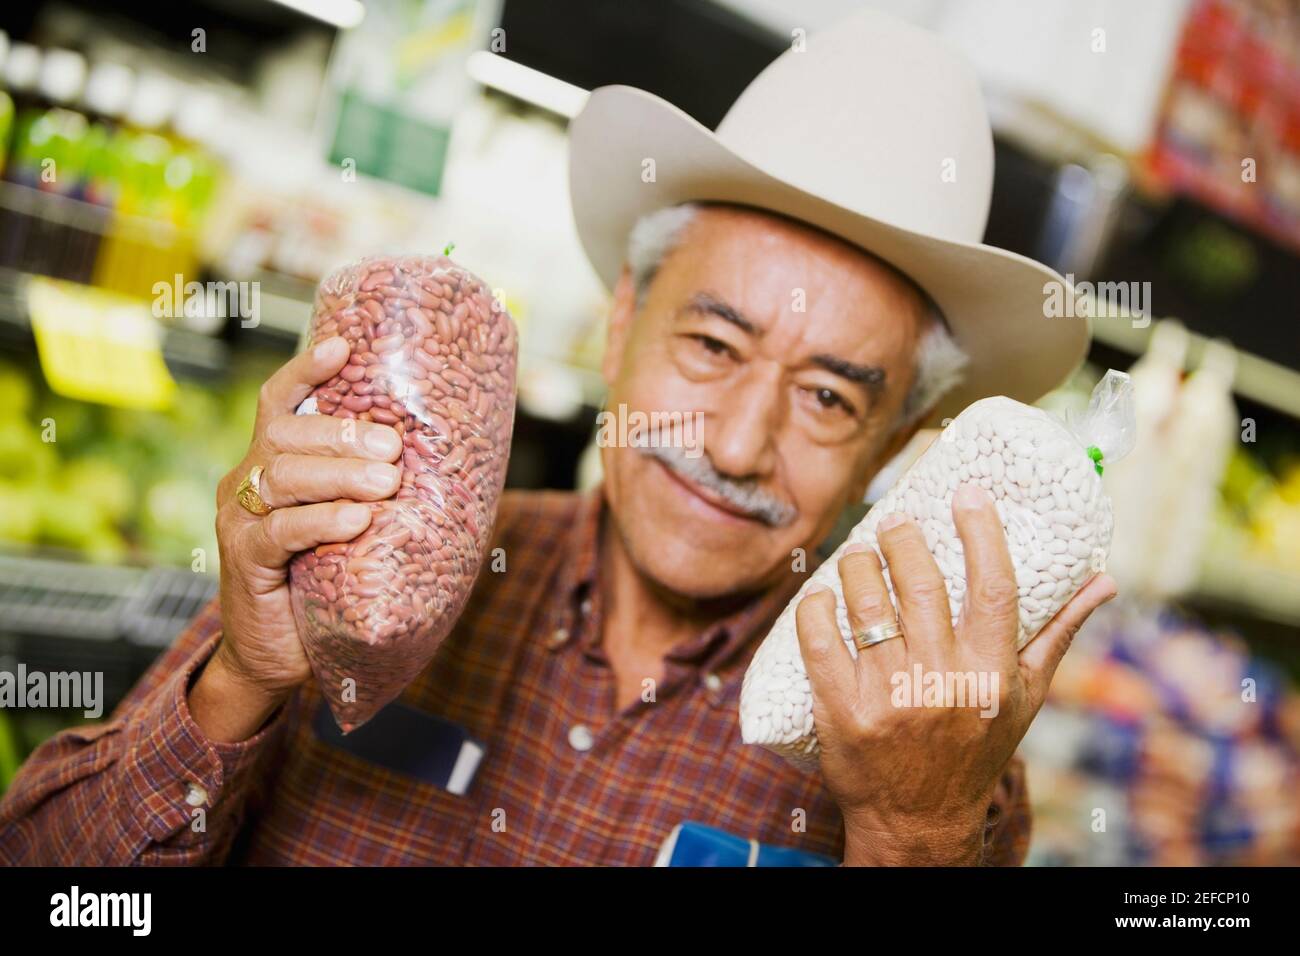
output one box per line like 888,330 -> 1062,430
289,254 -> 518,732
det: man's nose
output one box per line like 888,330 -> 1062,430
705,369 -> 782,480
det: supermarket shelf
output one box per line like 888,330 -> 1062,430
0,551 -> 216,647
1090,313 -> 1300,421
1192,551 -> 1300,627
0,268 -> 230,380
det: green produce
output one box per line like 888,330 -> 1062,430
61,456 -> 135,524
36,486 -> 110,551
0,420 -> 57,482
0,479 -> 40,544
140,475 -> 214,565
0,361 -> 33,416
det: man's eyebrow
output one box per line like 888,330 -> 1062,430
681,293 -> 884,392
811,354 -> 886,392
682,292 -> 759,335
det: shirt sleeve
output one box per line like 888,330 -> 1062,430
0,597 -> 287,865
980,755 -> 1033,866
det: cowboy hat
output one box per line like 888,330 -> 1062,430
567,6 -> 1087,422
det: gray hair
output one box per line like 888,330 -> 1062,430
626,203 -> 968,429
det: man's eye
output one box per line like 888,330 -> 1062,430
809,387 -> 854,416
692,335 -> 733,357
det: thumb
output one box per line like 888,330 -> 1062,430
256,335 -> 351,427
1018,574 -> 1117,709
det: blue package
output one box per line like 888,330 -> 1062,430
653,822 -> 838,867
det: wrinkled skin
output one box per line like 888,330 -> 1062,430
198,204 -> 1116,865
599,205 -> 1116,863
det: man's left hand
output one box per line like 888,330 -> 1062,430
795,482 -> 1117,865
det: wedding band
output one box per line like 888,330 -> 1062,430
853,621 -> 904,650
235,465 -> 273,516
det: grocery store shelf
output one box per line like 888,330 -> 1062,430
0,551 -> 215,647
1192,551 -> 1300,627
0,268 -> 230,380
1090,314 -> 1300,421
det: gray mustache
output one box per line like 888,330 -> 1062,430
643,443 -> 797,527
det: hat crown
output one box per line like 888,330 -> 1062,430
715,8 -> 993,244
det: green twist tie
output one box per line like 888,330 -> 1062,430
443,241 -> 456,257
1087,445 -> 1104,476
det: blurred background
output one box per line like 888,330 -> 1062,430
0,0 -> 1297,865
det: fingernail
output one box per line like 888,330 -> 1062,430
364,426 -> 399,457
878,513 -> 905,532
954,483 -> 986,510
366,462 -> 397,490
341,503 -> 371,525
314,336 -> 345,361
842,543 -> 868,555
806,583 -> 830,595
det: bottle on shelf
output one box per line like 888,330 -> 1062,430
93,71 -> 179,299
0,42 -> 44,273
71,61 -> 134,284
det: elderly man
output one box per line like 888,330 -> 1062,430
0,10 -> 1111,866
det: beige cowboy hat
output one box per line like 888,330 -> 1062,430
567,7 -> 1087,422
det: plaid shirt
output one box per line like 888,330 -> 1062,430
0,488 -> 1031,866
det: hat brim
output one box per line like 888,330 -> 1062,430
568,86 -> 1090,424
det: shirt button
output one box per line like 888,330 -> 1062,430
547,627 -> 570,650
580,598 -> 593,617
185,782 -> 209,807
703,672 -> 723,693
568,724 -> 594,752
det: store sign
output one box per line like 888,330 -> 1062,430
328,89 -> 450,198
320,0 -> 499,198
27,276 -> 176,410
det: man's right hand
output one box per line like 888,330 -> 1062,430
190,336 -> 403,742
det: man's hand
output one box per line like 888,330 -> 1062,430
192,337 -> 404,743
795,482 -> 1117,865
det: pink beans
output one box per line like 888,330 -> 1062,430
288,254 -> 518,733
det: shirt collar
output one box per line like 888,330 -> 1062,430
559,485 -> 807,675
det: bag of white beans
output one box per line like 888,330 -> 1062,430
289,254 -> 517,732
740,370 -> 1136,770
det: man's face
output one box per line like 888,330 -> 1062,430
600,205 -> 930,600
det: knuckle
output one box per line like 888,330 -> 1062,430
972,578 -> 1018,614
262,415 -> 293,450
264,454 -> 292,493
262,509 -> 291,546
849,586 -> 889,623
909,576 -> 949,605
256,379 -> 276,409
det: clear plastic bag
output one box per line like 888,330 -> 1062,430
1065,368 -> 1137,475
741,371 -> 1137,769
288,254 -> 517,732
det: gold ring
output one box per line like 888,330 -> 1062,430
853,621 -> 903,650
235,465 -> 272,516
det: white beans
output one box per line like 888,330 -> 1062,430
739,396 -> 1114,770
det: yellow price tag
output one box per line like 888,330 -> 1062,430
27,276 -> 177,411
